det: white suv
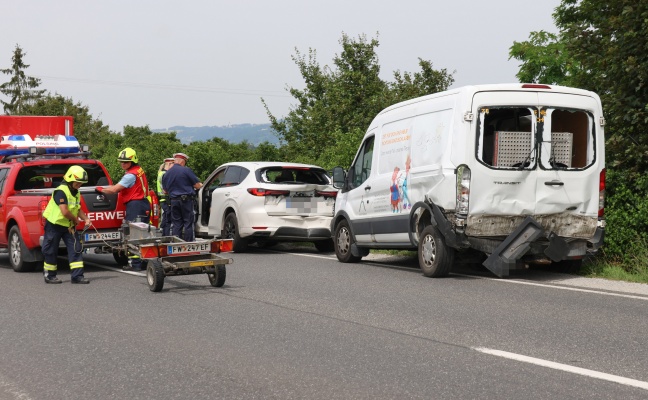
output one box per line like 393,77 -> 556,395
195,162 -> 338,252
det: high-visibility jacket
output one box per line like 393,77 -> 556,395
43,184 -> 80,227
122,164 -> 149,203
157,169 -> 167,202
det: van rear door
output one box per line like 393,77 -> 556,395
468,90 -> 603,239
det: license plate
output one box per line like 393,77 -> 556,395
85,231 -> 121,241
167,242 -> 210,255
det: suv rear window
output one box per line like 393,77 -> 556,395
257,167 -> 330,185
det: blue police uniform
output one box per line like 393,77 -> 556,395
162,157 -> 201,241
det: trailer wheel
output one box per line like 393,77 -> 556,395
224,213 -> 248,253
8,226 -> 38,272
147,260 -> 165,292
418,225 -> 454,277
113,250 -> 129,266
334,220 -> 362,263
208,264 -> 226,287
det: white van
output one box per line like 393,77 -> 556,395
331,84 -> 606,278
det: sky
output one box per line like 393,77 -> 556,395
2,0 -> 561,132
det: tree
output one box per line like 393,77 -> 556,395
23,94 -> 114,154
0,44 -> 45,114
511,1 -> 648,173
509,31 -> 575,85
263,33 -> 454,167
555,0 -> 648,174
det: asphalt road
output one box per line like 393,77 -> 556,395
1,245 -> 647,400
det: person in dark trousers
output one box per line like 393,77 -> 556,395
96,147 -> 151,271
162,152 -> 203,241
157,157 -> 175,236
42,166 -> 92,284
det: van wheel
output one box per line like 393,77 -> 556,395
224,213 -> 248,253
8,226 -> 39,272
418,225 -> 454,277
334,220 -> 361,263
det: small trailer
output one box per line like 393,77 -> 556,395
114,222 -> 233,292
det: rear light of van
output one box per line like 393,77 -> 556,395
456,165 -> 471,215
599,168 -> 606,218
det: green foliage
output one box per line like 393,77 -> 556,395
0,44 -> 46,114
554,0 -> 648,173
600,169 -> 648,263
264,32 -> 454,168
22,94 -> 113,155
509,31 -> 575,85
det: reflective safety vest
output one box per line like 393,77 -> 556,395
122,164 -> 149,203
43,184 -> 81,227
157,169 -> 166,202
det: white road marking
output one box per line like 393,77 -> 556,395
474,347 -> 648,391
453,273 -> 648,301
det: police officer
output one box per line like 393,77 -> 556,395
42,166 -> 92,284
157,157 -> 175,236
96,147 -> 151,271
162,152 -> 203,241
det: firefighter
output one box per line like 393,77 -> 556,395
162,152 -> 203,241
96,147 -> 151,271
157,157 -> 175,236
42,165 -> 92,284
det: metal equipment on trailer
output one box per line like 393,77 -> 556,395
113,221 -> 233,292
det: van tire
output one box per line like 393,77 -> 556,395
224,213 -> 248,253
9,226 -> 39,272
418,225 -> 454,277
334,220 -> 362,263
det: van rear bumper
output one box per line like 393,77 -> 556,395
469,216 -> 603,278
464,213 -> 598,239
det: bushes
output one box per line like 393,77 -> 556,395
600,169 -> 648,269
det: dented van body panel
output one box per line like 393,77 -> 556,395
332,84 -> 605,277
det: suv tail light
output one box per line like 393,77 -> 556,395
247,188 -> 290,196
315,190 -> 337,198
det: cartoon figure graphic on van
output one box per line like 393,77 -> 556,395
390,166 -> 401,212
401,154 -> 411,210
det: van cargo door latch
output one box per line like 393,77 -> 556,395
544,181 -> 564,186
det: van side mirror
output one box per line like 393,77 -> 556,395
332,166 -> 346,189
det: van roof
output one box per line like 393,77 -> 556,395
378,83 -> 599,116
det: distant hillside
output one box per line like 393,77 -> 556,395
153,123 -> 280,146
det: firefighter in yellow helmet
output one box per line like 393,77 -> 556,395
42,165 -> 92,284
96,147 -> 151,270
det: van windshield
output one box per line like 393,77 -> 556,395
476,106 -> 596,170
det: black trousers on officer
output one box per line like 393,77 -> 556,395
170,196 -> 195,242
160,199 -> 171,236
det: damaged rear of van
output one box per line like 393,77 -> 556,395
331,84 -> 605,277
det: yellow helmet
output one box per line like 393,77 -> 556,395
117,147 -> 138,164
64,166 -> 88,183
